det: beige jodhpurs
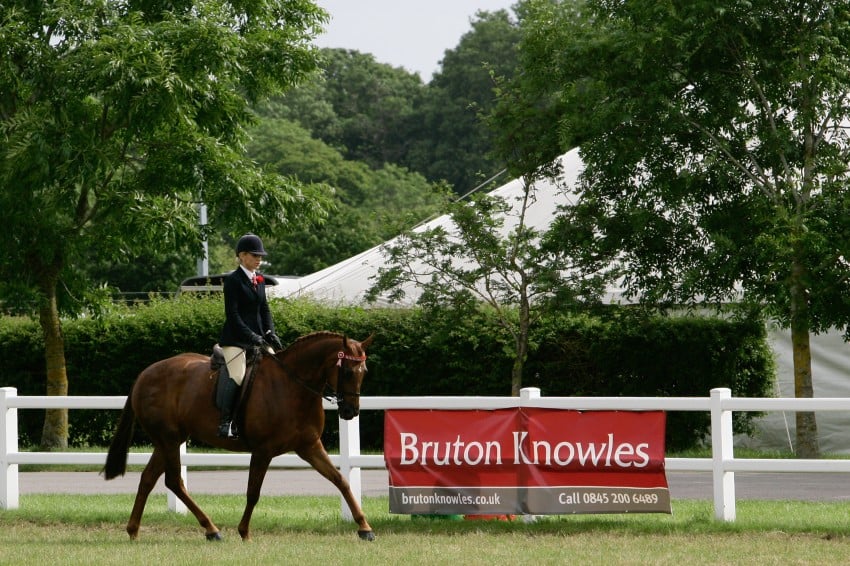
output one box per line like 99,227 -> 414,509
221,344 -> 274,386
221,346 -> 248,386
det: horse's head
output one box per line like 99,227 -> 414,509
331,334 -> 374,420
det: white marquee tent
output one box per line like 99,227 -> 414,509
270,148 -> 850,454
271,148 -> 598,305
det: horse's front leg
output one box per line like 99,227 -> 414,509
238,452 -> 272,541
297,440 -> 375,541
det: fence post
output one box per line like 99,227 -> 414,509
338,414 -> 361,522
0,387 -> 20,510
167,442 -> 188,514
519,388 -> 541,523
520,387 -> 541,403
710,387 -> 735,521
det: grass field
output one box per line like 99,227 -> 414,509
1,494 -> 849,565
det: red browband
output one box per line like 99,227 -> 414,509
337,351 -> 367,366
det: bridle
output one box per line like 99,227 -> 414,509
265,348 -> 367,405
333,351 -> 367,403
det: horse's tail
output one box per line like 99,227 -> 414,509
102,393 -> 136,480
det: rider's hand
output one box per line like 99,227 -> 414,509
267,333 -> 284,351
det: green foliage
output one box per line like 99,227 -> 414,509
403,9 -> 522,193
258,48 -> 426,169
90,248 -> 195,299
0,301 -> 772,451
0,0 -> 332,314
501,0 -> 850,456
369,174 -> 614,396
527,309 -> 773,450
244,117 -> 443,275
262,10 -> 522,195
0,0 -> 334,446
507,0 -> 850,327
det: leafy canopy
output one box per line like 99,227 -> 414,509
0,0 -> 332,313
511,0 -> 850,333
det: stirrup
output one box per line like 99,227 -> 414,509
218,422 -> 238,439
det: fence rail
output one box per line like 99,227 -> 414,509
2,386 -> 849,522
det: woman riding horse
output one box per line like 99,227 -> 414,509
103,331 -> 375,542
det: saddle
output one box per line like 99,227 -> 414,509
210,344 -> 226,371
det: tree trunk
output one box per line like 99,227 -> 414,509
510,296 -> 531,397
38,278 -> 69,450
510,352 -> 524,397
789,253 -> 819,458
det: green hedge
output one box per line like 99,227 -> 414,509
0,297 -> 774,451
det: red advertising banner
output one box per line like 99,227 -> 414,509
384,409 -> 671,515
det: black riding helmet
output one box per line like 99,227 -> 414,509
235,233 -> 267,256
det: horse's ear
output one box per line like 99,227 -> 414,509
360,333 -> 375,350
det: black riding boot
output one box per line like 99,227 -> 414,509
216,373 -> 240,438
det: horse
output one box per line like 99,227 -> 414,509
102,331 -> 375,542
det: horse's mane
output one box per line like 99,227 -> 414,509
281,331 -> 344,356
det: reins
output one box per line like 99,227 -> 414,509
264,348 -> 366,404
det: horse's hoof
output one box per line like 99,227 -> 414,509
205,531 -> 223,541
357,530 -> 375,541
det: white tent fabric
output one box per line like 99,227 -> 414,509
270,148 -> 850,454
271,148 -> 595,306
739,325 -> 850,454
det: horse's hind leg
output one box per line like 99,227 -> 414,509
157,442 -> 222,540
126,448 -> 165,539
297,441 -> 375,541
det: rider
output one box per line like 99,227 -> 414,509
216,233 -> 284,438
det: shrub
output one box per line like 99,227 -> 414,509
0,298 -> 773,451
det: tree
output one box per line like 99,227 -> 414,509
88,247 -> 191,299
259,13 -> 523,195
0,0 -> 332,448
245,117 -> 442,275
506,0 -> 850,456
368,167 -> 607,396
404,10 -> 523,193
260,48 -> 426,170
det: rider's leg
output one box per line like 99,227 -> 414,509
217,347 -> 246,438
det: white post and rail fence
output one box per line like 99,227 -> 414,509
3,385 -> 850,522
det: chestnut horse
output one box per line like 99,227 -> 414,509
102,331 -> 375,541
